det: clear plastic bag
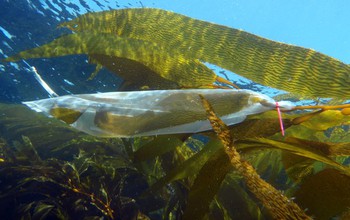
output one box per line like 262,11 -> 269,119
23,89 -> 292,137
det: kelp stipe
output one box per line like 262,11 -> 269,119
199,95 -> 311,219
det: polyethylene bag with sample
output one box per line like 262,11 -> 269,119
23,89 -> 292,137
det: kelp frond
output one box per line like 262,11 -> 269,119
4,33 -> 220,89
60,8 -> 350,98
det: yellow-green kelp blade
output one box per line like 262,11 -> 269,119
237,138 -> 350,177
88,54 -> 179,90
60,8 -> 350,98
5,32 -> 217,88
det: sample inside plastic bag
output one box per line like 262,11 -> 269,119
23,89 -> 293,137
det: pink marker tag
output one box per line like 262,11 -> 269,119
275,102 -> 285,136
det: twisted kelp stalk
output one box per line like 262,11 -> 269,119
199,95 -> 311,220
60,8 -> 350,98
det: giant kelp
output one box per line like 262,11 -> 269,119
0,103 -> 156,219
144,105 -> 350,219
60,8 -> 350,98
5,33 -> 220,89
0,139 -> 151,219
198,95 -> 311,219
2,7 -> 350,220
88,54 -> 178,90
1,100 -> 350,219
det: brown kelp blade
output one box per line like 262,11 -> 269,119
4,32 -> 218,88
60,8 -> 350,98
182,147 -> 232,220
286,137 -> 350,157
50,106 -> 84,124
236,138 -> 350,176
294,169 -> 350,219
148,138 -> 223,193
292,109 -> 350,130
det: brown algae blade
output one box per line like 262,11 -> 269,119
60,8 -> 350,98
5,32 -> 217,88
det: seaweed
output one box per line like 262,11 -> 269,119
59,8 -> 350,98
4,32 -> 231,89
294,169 -> 350,219
1,100 -> 350,219
198,95 -> 311,219
2,7 -> 350,220
0,104 -> 152,219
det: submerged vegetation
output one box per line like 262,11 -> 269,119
2,7 -> 350,220
1,101 -> 350,219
